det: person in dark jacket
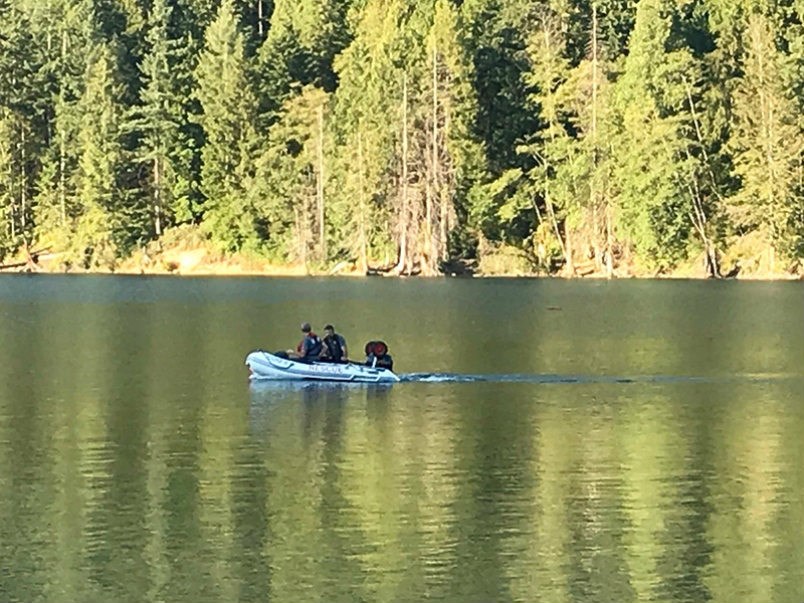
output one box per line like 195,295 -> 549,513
320,324 -> 348,363
291,322 -> 322,361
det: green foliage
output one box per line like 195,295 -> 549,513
0,108 -> 20,258
326,0 -> 407,266
0,0 -> 803,273
255,0 -> 353,125
607,0 -> 700,268
194,0 -> 259,252
134,0 -> 199,231
71,43 -> 134,266
461,0 -> 539,175
728,12 -> 804,259
251,85 -> 330,260
0,1 -> 48,254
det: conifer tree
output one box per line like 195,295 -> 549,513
608,0 -> 700,270
418,0 -> 485,274
728,12 -> 804,264
327,0 -> 406,271
0,0 -> 801,272
72,42 -> 129,267
461,0 -> 538,176
31,0 -> 94,247
251,86 -> 329,265
255,0 -> 352,126
195,0 -> 259,252
0,108 -> 21,259
520,5 -> 610,274
135,0 -> 198,237
0,1 -> 42,255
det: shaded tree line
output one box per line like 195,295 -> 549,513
1,0 -> 803,275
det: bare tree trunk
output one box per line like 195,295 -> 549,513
316,104 -> 326,260
59,27 -> 67,224
605,186 -> 614,277
590,2 -> 606,275
592,3 -> 613,278
20,125 -> 26,233
427,38 -> 439,275
440,108 -> 450,262
357,132 -> 368,274
153,157 -> 162,236
541,26 -> 571,273
59,128 -> 66,224
564,227 -> 574,275
592,205 -> 601,271
296,203 -> 308,273
9,170 -> 16,241
257,1 -> 264,37
683,82 -> 721,278
394,74 -> 410,275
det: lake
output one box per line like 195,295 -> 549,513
0,275 -> 802,603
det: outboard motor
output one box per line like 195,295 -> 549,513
364,341 -> 393,370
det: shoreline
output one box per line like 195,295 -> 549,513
1,247 -> 801,281
3,262 -> 801,281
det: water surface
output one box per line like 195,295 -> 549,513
0,276 -> 802,603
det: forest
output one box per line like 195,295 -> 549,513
1,0 -> 803,276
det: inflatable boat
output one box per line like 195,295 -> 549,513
245,349 -> 400,383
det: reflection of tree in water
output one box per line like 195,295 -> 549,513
231,411 -> 272,603
300,383 -> 349,445
650,404 -> 714,603
309,384 -> 374,602
564,460 -> 637,603
245,382 -> 394,601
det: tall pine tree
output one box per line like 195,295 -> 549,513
728,12 -> 804,266
135,0 -> 198,238
0,1 -> 42,256
72,42 -> 130,268
195,0 -> 259,252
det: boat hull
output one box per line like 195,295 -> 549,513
245,350 -> 400,383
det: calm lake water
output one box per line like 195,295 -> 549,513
0,275 -> 802,603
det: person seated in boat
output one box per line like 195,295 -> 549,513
320,324 -> 348,363
364,340 -> 393,370
289,322 -> 323,362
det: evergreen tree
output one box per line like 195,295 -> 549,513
134,0 -> 198,238
255,0 -> 353,126
546,0 -> 638,64
0,1 -> 43,255
520,5 -> 613,274
72,42 -> 131,267
728,12 -> 804,264
0,0 -> 801,273
607,0 -> 703,270
461,0 -> 539,176
327,0 -> 407,271
0,108 -> 22,259
31,0 -> 94,248
195,0 -> 259,252
418,0 -> 486,274
250,86 -> 329,264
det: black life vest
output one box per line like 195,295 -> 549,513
324,334 -> 344,361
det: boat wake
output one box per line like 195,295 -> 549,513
247,372 -> 800,392
399,372 -> 798,385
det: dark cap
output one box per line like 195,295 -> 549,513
323,324 -> 334,331
300,322 -> 311,332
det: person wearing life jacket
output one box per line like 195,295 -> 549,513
320,324 -> 348,363
292,322 -> 322,361
364,340 -> 393,370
